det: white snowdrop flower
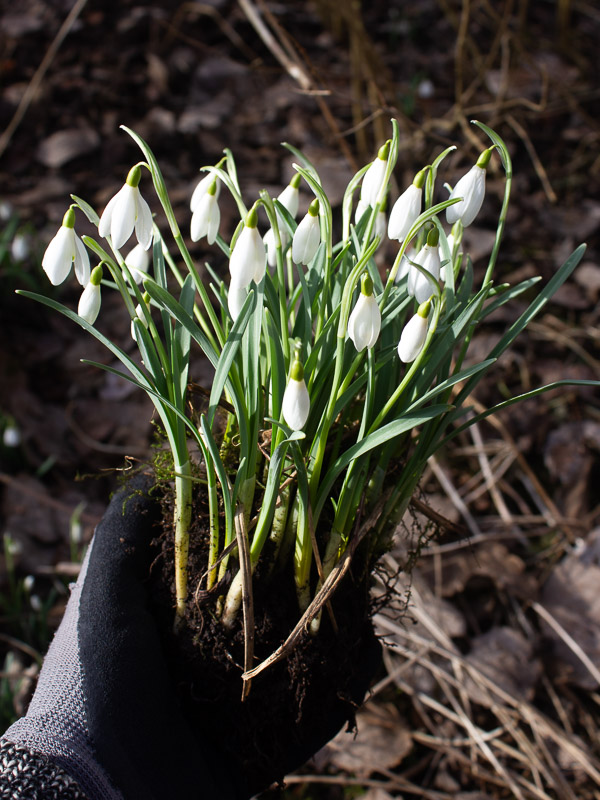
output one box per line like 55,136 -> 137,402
388,168 -> 426,242
264,175 -> 301,266
374,208 -> 387,241
99,165 -> 153,251
282,347 -> 310,431
42,207 -> 90,286
398,299 -> 431,363
354,198 -> 369,225
78,265 -> 103,325
228,282 -> 247,322
124,243 -> 151,285
0,201 -> 13,222
131,292 -> 151,342
3,424 -> 20,448
347,272 -> 381,352
446,148 -> 492,228
191,179 -> 220,245
292,199 -> 321,265
360,142 -> 390,208
229,206 -> 266,288
190,172 -> 221,213
408,229 -> 441,304
23,575 -> 35,594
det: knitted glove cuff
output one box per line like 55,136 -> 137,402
0,738 -> 88,799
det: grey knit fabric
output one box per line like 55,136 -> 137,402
3,541 -> 120,800
0,739 -> 87,799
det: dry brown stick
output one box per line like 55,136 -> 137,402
0,0 -> 89,161
235,503 -> 255,700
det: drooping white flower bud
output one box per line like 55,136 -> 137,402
131,291 -> 151,342
292,198 -> 320,265
229,206 -> 266,288
347,272 -> 381,352
124,243 -> 151,285
446,148 -> 492,227
282,346 -> 310,431
398,299 -> 431,363
78,265 -> 103,325
42,207 -> 90,287
99,165 -> 153,250
408,228 -> 441,304
264,174 -> 301,266
190,172 -> 221,213
360,142 -> 390,208
388,168 -> 426,242
394,246 -> 415,285
190,179 -> 220,245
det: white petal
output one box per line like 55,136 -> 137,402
78,282 -> 101,325
230,226 -> 266,288
292,214 -> 320,265
98,190 -> 120,239
190,173 -> 220,212
348,294 -> 381,351
278,185 -> 299,219
374,210 -> 387,241
263,228 -> 277,268
73,234 -> 90,286
109,185 -> 136,250
361,158 -> 387,207
42,227 -> 73,285
412,245 -> 441,304
398,314 -> 428,363
282,378 -> 310,431
206,198 -> 220,245
228,282 -> 247,321
125,244 -> 150,284
134,191 -> 153,250
388,184 -> 422,242
446,165 -> 486,227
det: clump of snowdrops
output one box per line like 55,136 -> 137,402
23,120 -> 590,652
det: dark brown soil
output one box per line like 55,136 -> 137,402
147,484 -> 380,795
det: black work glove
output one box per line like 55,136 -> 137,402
4,475 -> 380,799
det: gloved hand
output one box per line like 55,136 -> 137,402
4,474 -> 243,800
4,474 -> 381,799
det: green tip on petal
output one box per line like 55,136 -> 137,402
90,265 -> 103,286
417,298 -> 432,318
426,227 -> 439,247
290,173 -> 302,189
207,179 -> 218,196
413,167 -> 428,189
63,207 -> 76,228
126,165 -> 142,187
308,198 -> 320,217
245,206 -> 259,228
142,291 -> 151,304
476,147 -> 494,169
360,272 -> 374,297
377,141 -> 390,161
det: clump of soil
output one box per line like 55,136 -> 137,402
147,486 -> 380,795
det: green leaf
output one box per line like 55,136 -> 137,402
71,195 -> 100,227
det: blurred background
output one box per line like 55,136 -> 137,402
1,1 -> 600,797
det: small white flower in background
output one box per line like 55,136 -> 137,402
0,200 -> 13,222
388,168 -> 426,243
348,272 -> 381,352
124,242 -> 151,285
398,298 -> 431,363
360,141 -> 390,208
229,206 -> 266,289
78,264 -> 103,325
408,228 -> 441,304
11,233 -> 30,262
42,207 -> 90,286
446,148 -> 493,228
98,165 -> 152,251
292,198 -> 321,265
3,424 -> 20,448
191,179 -> 220,245
282,346 -> 310,431
131,292 -> 151,342
264,174 -> 301,266
190,172 -> 221,213
228,282 -> 247,322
